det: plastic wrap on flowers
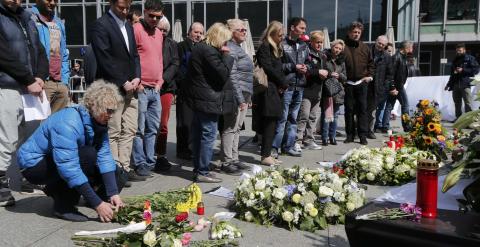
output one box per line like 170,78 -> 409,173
339,146 -> 436,185
233,166 -> 366,232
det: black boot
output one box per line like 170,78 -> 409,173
322,139 -> 328,146
329,137 -> 337,145
344,136 -> 354,143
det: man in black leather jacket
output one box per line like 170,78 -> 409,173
383,40 -> 413,132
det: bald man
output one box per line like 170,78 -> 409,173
370,35 -> 393,136
175,22 -> 204,160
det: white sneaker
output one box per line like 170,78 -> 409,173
303,142 -> 322,150
293,143 -> 302,152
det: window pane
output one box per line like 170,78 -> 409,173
205,2 -> 235,29
85,6 -> 97,44
337,0 -> 370,41
304,0 -> 335,42
371,0 -> 387,41
193,2 -> 204,24
287,0 -> 302,19
61,6 -> 83,45
420,0 -> 444,23
269,0 -> 283,23
239,1 -> 268,41
448,0 -> 477,20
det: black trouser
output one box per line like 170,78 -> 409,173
22,146 -> 125,213
261,117 -> 277,157
176,95 -> 194,155
366,84 -> 377,132
344,83 -> 368,138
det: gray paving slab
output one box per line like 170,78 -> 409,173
0,105 -> 419,247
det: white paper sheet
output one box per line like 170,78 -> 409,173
346,80 -> 363,86
22,91 -> 51,122
206,186 -> 234,200
375,175 -> 474,210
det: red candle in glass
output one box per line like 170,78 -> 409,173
416,159 -> 439,218
197,202 -> 205,215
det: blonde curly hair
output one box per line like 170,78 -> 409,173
205,22 -> 232,49
82,79 -> 122,119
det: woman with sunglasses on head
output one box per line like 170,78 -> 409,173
218,19 -> 254,175
17,80 -> 126,222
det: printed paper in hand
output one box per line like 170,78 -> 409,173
22,91 -> 51,122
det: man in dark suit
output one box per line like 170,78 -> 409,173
90,0 -> 144,182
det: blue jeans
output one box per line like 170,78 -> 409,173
132,88 -> 161,168
384,88 -> 409,130
191,111 -> 219,176
321,104 -> 340,139
374,92 -> 389,129
272,88 -> 303,151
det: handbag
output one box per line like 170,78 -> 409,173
324,78 -> 342,97
253,58 -> 268,94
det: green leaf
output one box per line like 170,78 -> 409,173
299,216 -> 315,232
442,163 -> 466,192
338,215 -> 346,224
314,215 -> 328,229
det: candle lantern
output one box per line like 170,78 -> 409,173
416,159 -> 439,218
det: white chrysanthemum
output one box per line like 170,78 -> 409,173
254,179 -> 266,191
333,192 -> 346,202
318,186 -> 334,197
293,208 -> 302,224
346,202 -> 356,211
324,202 -> 341,217
304,174 -> 313,183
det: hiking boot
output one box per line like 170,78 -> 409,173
154,157 -> 172,173
194,173 -> 222,183
220,164 -> 242,176
360,137 -> 368,145
128,170 -> 147,182
344,136 -> 354,143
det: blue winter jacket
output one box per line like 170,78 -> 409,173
17,105 -> 117,188
30,5 -> 70,84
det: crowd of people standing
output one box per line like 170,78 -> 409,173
1,0 -> 478,223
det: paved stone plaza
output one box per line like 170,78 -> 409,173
0,105 -> 416,247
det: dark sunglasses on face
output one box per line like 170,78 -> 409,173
235,28 -> 247,33
106,108 -> 116,114
148,13 -> 163,20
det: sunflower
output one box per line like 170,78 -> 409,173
423,136 -> 433,145
424,108 -> 433,115
420,99 -> 430,107
435,124 -> 443,134
427,122 -> 436,131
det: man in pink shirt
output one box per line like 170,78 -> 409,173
131,0 -> 164,176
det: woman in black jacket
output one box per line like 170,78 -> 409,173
187,23 -> 234,183
254,21 -> 289,166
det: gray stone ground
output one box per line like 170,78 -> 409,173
0,105 -> 420,247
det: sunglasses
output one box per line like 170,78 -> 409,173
235,28 -> 247,33
148,13 -> 163,20
106,108 -> 116,114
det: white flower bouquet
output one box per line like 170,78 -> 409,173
234,166 -> 366,232
340,146 -> 436,185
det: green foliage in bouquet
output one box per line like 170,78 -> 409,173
114,189 -> 191,224
340,146 -> 436,185
233,166 -> 366,232
402,99 -> 453,160
443,109 -> 480,193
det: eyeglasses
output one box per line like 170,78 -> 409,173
148,13 -> 163,20
235,28 -> 247,33
158,28 -> 168,32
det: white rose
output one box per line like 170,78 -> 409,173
173,239 -> 182,247
282,211 -> 294,222
304,174 -> 313,183
244,211 -> 253,222
272,188 -> 287,200
249,192 -> 255,199
366,172 -> 375,181
318,186 -> 334,197
143,230 -> 157,247
304,203 -> 314,212
255,179 -> 266,190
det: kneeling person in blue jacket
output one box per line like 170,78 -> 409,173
17,80 -> 126,222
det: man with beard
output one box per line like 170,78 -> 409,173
445,43 -> 479,119
31,0 -> 70,113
